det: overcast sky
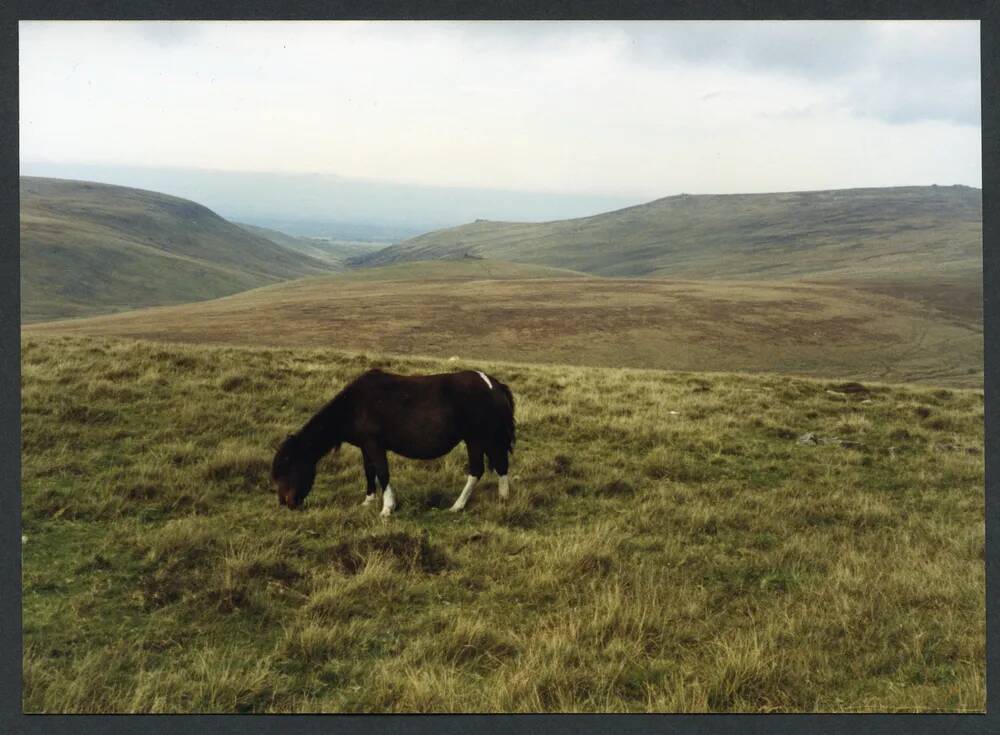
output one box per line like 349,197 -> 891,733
20,20 -> 981,204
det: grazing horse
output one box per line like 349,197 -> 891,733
271,368 -> 515,515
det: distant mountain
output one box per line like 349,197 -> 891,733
352,186 -> 983,282
235,223 -> 385,267
20,177 -> 334,322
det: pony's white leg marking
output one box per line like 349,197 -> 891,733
362,494 -> 376,507
498,475 -> 510,500
380,484 -> 396,517
449,475 -> 478,512
475,371 -> 493,389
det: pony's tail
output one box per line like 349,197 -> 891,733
490,375 -> 516,456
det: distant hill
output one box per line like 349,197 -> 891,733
235,223 -> 385,267
237,217 -> 425,243
352,186 -> 982,282
27,259 -> 982,387
20,177 -> 335,322
235,223 -> 347,267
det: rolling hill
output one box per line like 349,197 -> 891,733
352,186 -> 982,283
20,177 -> 335,322
26,259 -> 983,387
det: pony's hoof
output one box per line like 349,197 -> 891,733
448,504 -> 464,512
362,496 -> 376,507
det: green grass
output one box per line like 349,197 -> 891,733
358,186 -> 982,284
20,177 -> 334,323
21,335 -> 984,712
26,261 -> 983,388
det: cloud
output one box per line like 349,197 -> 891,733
845,77 -> 981,126
842,23 -> 981,126
135,21 -> 202,48
616,21 -> 980,126
620,21 -> 880,78
396,20 -> 982,128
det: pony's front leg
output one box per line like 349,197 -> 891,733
372,448 -> 396,517
361,448 -> 377,507
449,475 -> 478,512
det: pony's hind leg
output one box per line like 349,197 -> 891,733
361,448 -> 378,507
485,442 -> 511,500
450,440 -> 485,512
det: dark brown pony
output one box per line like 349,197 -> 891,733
271,369 -> 515,515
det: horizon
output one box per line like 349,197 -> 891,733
18,162 -> 982,237
20,164 -> 984,198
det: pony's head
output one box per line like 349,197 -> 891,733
271,433 -> 316,510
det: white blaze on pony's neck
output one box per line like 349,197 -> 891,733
475,371 -> 493,389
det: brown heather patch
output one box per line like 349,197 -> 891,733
26,266 -> 983,389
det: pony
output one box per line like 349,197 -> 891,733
271,368 -> 515,515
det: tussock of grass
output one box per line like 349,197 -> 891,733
304,554 -> 406,622
706,628 -> 792,711
279,618 -> 374,665
21,335 -> 984,712
325,531 -> 450,576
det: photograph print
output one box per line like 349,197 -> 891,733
18,20 -> 984,713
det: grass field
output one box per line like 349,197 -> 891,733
26,260 -> 984,388
21,335 -> 984,713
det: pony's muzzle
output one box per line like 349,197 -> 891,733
277,486 -> 300,510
